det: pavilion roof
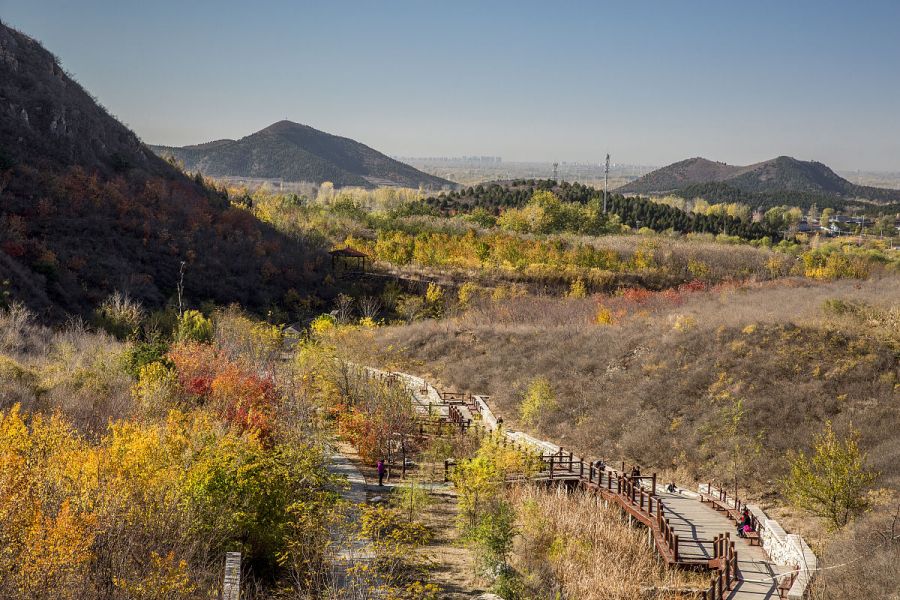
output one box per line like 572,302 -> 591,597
328,247 -> 369,258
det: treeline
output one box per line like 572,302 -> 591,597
671,182 -> 846,211
608,195 -> 779,240
427,179 -> 598,212
427,180 -> 779,241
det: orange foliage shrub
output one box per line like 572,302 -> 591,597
168,341 -> 220,397
209,364 -> 275,442
168,341 -> 275,441
620,287 -> 653,304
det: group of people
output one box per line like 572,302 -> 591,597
737,507 -> 754,537
591,459 -> 756,537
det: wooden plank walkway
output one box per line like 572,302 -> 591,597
369,367 -> 799,600
659,491 -> 791,599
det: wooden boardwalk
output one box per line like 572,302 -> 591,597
659,491 -> 790,599
366,367 -> 803,600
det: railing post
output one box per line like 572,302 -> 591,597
651,473 -> 656,495
725,544 -> 733,590
579,460 -> 584,479
673,534 -> 679,562
549,456 -> 554,480
732,546 -> 738,586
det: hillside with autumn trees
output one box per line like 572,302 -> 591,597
0,22 -> 325,321
2,12 -> 900,600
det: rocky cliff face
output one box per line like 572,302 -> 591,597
0,21 -> 168,175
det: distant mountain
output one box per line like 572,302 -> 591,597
618,158 -> 740,192
150,121 -> 454,189
618,156 -> 900,204
0,22 -> 323,320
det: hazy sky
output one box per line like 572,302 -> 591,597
3,0 -> 900,170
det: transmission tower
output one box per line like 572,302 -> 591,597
603,153 -> 610,213
552,162 -> 559,182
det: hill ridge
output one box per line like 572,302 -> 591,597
618,155 -> 900,203
0,22 -> 323,320
150,120 -> 454,189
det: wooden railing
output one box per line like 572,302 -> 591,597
447,404 -> 472,431
383,370 -> 757,598
701,534 -> 738,600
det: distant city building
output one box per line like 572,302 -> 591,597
394,155 -> 502,164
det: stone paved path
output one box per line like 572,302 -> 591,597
326,443 -> 376,593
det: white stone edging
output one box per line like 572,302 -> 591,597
699,484 -> 816,599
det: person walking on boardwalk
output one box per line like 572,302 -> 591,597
377,459 -> 385,487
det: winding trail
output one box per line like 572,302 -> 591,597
326,441 -> 376,593
370,366 -> 803,600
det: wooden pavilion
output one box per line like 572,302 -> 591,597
329,247 -> 370,273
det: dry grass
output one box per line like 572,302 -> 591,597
372,277 -> 899,487
363,275 -> 899,596
0,304 -> 132,433
804,507 -> 900,599
508,485 -> 707,599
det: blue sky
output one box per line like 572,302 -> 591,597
3,0 -> 900,169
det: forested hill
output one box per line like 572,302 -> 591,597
425,179 -> 779,241
0,22 -> 325,320
150,121 -> 454,189
619,156 -> 900,206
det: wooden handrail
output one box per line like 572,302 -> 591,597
394,372 -> 754,598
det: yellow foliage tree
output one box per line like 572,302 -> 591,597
566,278 -> 587,299
519,377 -> 557,427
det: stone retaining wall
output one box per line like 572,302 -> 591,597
701,484 -> 816,599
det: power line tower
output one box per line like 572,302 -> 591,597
603,153 -> 610,213
552,162 -> 559,182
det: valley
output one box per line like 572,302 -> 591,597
1,9 -> 899,600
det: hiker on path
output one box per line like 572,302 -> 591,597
737,508 -> 753,537
666,481 -> 678,494
377,459 -> 385,486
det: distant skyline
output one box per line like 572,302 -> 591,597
3,0 -> 900,171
